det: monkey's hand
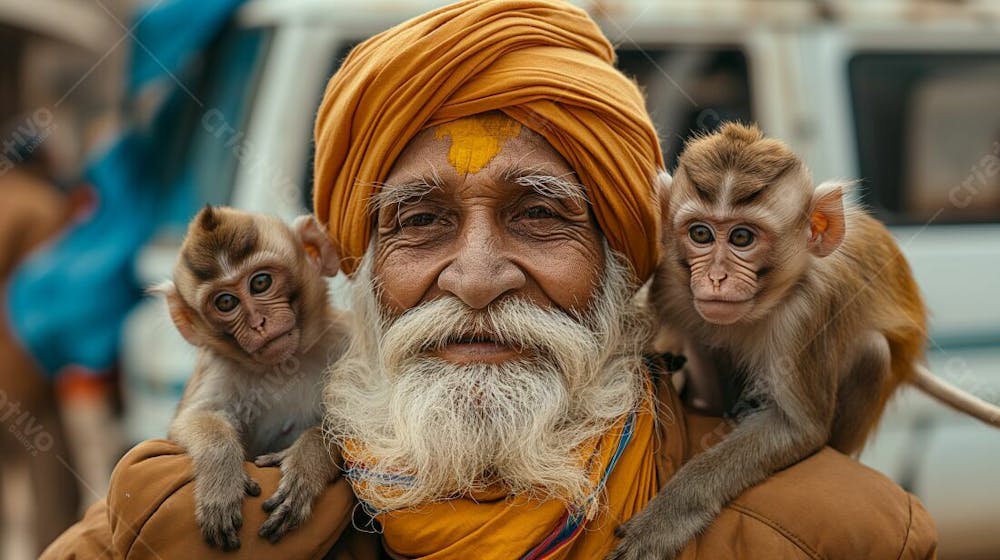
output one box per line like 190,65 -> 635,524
193,466 -> 261,551
254,427 -> 340,543
606,484 -> 719,560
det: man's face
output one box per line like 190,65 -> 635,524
326,113 -> 647,513
372,113 -> 606,363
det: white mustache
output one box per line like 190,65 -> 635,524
378,296 -> 601,382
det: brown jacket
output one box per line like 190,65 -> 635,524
42,376 -> 937,559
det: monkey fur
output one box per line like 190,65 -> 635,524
160,206 -> 348,550
611,123 -> 954,559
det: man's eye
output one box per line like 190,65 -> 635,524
523,206 -> 556,219
400,213 -> 437,227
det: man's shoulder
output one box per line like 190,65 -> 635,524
657,378 -> 938,558
709,447 -> 938,559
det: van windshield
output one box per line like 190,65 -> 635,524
156,24 -> 271,229
850,52 -> 1000,225
617,46 -> 753,168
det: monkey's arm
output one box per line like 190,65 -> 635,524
660,446 -> 940,560
254,426 -> 342,543
610,382 -> 830,560
169,404 -> 260,551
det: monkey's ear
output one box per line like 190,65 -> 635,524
655,171 -> 673,233
293,215 -> 340,276
808,182 -> 846,257
196,205 -> 220,231
150,281 -> 203,346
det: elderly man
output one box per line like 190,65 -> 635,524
44,1 -> 936,558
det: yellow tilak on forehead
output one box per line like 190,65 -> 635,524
434,113 -> 523,175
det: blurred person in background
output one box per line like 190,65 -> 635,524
1,0 -> 249,555
0,5 -> 125,557
0,114 -> 83,556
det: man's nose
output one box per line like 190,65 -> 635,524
437,217 -> 526,309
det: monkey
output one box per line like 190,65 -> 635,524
158,206 -> 349,551
610,123 -> 1000,559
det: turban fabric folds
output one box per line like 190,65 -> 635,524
313,0 -> 664,280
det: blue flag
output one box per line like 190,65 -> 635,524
6,0 -> 247,375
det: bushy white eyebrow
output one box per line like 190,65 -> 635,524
503,165 -> 588,203
368,164 -> 588,215
367,165 -> 446,213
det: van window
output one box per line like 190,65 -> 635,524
850,53 -> 1000,224
157,25 -> 271,227
616,47 -> 753,168
301,42 -> 358,205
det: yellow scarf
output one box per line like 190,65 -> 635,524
342,381 -> 660,559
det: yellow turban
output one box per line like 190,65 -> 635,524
313,0 -> 664,280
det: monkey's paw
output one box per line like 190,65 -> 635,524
196,472 -> 261,551
253,449 -> 288,469
255,449 -> 325,543
606,500 -> 716,560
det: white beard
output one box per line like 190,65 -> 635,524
323,251 -> 652,513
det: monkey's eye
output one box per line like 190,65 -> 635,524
688,224 -> 714,244
729,227 -> 755,248
249,272 -> 272,294
214,293 -> 239,313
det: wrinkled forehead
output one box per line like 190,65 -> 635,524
375,112 -> 587,211
671,164 -> 812,229
178,210 -> 297,285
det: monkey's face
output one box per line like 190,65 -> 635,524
659,127 -> 833,327
201,267 -> 301,365
164,207 -> 334,368
676,214 -> 771,325
664,162 -> 812,327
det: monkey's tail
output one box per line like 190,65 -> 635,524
910,364 -> 1000,428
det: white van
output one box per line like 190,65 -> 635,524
121,1 -> 1000,556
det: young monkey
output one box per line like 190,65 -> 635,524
611,123 -> 1000,559
160,207 -> 349,550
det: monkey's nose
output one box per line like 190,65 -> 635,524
252,315 -> 266,333
709,272 -> 727,289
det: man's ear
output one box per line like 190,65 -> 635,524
293,215 -> 340,276
150,281 -> 202,346
808,181 -> 846,257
